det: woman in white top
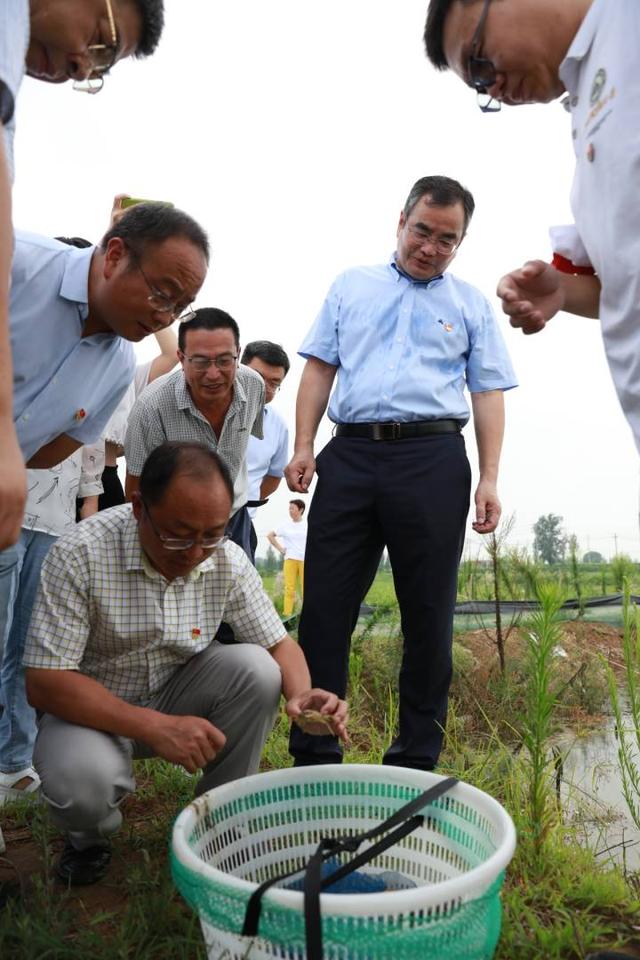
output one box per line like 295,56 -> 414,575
267,499 -> 308,617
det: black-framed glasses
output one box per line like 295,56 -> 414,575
132,258 -> 196,321
467,0 -> 501,113
73,0 -> 118,95
181,353 -> 239,372
142,500 -> 228,552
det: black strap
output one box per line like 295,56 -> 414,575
242,775 -> 458,954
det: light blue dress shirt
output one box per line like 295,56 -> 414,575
11,232 -> 135,461
0,0 -> 29,182
299,258 -> 517,425
246,405 -> 289,518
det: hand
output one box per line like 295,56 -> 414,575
0,422 -> 26,549
285,449 -> 315,493
497,260 -> 565,335
287,689 -> 349,744
472,479 -> 501,535
109,193 -> 132,228
144,714 -> 226,773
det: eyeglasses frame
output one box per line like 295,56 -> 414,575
73,0 -> 119,95
142,499 -> 228,552
467,0 -> 501,113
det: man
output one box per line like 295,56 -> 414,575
0,0 -> 164,551
0,202 -> 208,804
285,175 -> 516,771
242,340 -> 290,560
23,442 -> 347,885
125,309 -> 265,559
423,1 -> 640,458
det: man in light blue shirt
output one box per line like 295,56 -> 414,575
286,175 -> 517,772
0,0 -> 165,554
241,341 -> 291,561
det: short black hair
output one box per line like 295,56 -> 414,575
424,0 -> 472,71
290,499 -> 306,515
139,441 -> 233,505
178,307 -> 240,352
55,236 -> 93,248
100,203 -> 210,263
130,0 -> 165,57
241,341 -> 290,375
403,175 -> 475,233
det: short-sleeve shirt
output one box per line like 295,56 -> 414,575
103,360 -> 153,447
11,232 -> 136,461
23,505 -> 287,704
299,258 -> 517,424
0,1 -> 29,182
559,0 -> 640,451
246,405 -> 289,518
124,366 -> 265,514
275,519 -> 307,561
23,442 -> 105,538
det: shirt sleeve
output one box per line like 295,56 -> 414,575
78,441 -> 105,498
222,555 -> 287,648
268,422 -> 289,477
298,278 -> 341,365
124,395 -> 167,477
0,1 -> 29,181
23,541 -> 92,672
465,294 -> 518,394
134,360 -> 153,396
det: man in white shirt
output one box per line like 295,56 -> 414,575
24,442 -> 348,885
241,341 -> 290,561
423,0 -> 640,458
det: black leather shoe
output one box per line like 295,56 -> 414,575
586,953 -> 637,959
55,839 -> 111,885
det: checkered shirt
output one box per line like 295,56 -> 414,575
124,366 -> 265,513
23,505 -> 287,704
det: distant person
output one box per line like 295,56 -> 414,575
0,442 -> 104,807
125,309 -> 265,559
423,0 -> 640,457
267,499 -> 307,617
285,175 -> 517,771
242,341 -> 290,561
24,442 -> 348,885
0,0 -> 165,551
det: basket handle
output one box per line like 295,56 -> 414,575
242,775 -> 458,959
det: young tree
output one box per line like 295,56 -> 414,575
583,550 -> 605,564
533,514 -> 567,565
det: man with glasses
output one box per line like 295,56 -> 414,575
241,341 -> 291,562
125,309 -> 266,560
423,2 -> 640,463
0,0 -> 164,553
22,441 -> 347,885
285,176 -> 516,772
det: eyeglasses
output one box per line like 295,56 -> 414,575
73,0 -> 118,95
406,224 -> 459,255
181,353 -> 239,371
142,501 -> 228,552
467,0 -> 501,113
134,259 -> 196,321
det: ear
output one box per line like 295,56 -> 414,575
103,237 -> 128,279
131,491 -> 143,521
397,210 -> 406,238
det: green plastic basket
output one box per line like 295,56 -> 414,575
171,765 -> 516,960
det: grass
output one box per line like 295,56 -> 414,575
2,573 -> 640,958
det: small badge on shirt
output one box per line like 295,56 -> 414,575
590,68 -> 606,105
438,320 -> 453,333
191,627 -> 201,641
74,408 -> 87,421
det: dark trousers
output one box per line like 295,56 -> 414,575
289,434 -> 471,770
98,466 -> 126,512
216,505 -> 254,644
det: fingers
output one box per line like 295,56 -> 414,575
284,458 -> 315,492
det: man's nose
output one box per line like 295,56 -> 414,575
67,51 -> 93,81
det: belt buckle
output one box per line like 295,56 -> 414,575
373,422 -> 401,440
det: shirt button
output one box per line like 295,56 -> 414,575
571,95 -> 579,107
586,142 -> 595,162
383,394 -> 389,400
22,414 -> 29,422
389,364 -> 394,370
52,376 -> 58,385
572,129 -> 577,140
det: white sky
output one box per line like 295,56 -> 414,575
12,0 -> 639,561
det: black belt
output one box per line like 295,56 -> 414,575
335,419 -> 462,440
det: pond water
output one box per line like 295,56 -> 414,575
560,709 -> 640,873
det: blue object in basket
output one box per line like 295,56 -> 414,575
284,857 -> 416,894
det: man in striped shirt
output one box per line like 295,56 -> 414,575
24,442 -> 347,885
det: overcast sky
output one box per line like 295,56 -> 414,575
12,0 -> 639,560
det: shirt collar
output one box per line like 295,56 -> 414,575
389,254 -> 444,287
559,0 -> 601,91
59,244 -> 95,307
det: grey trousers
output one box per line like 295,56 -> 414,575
33,642 -> 282,850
